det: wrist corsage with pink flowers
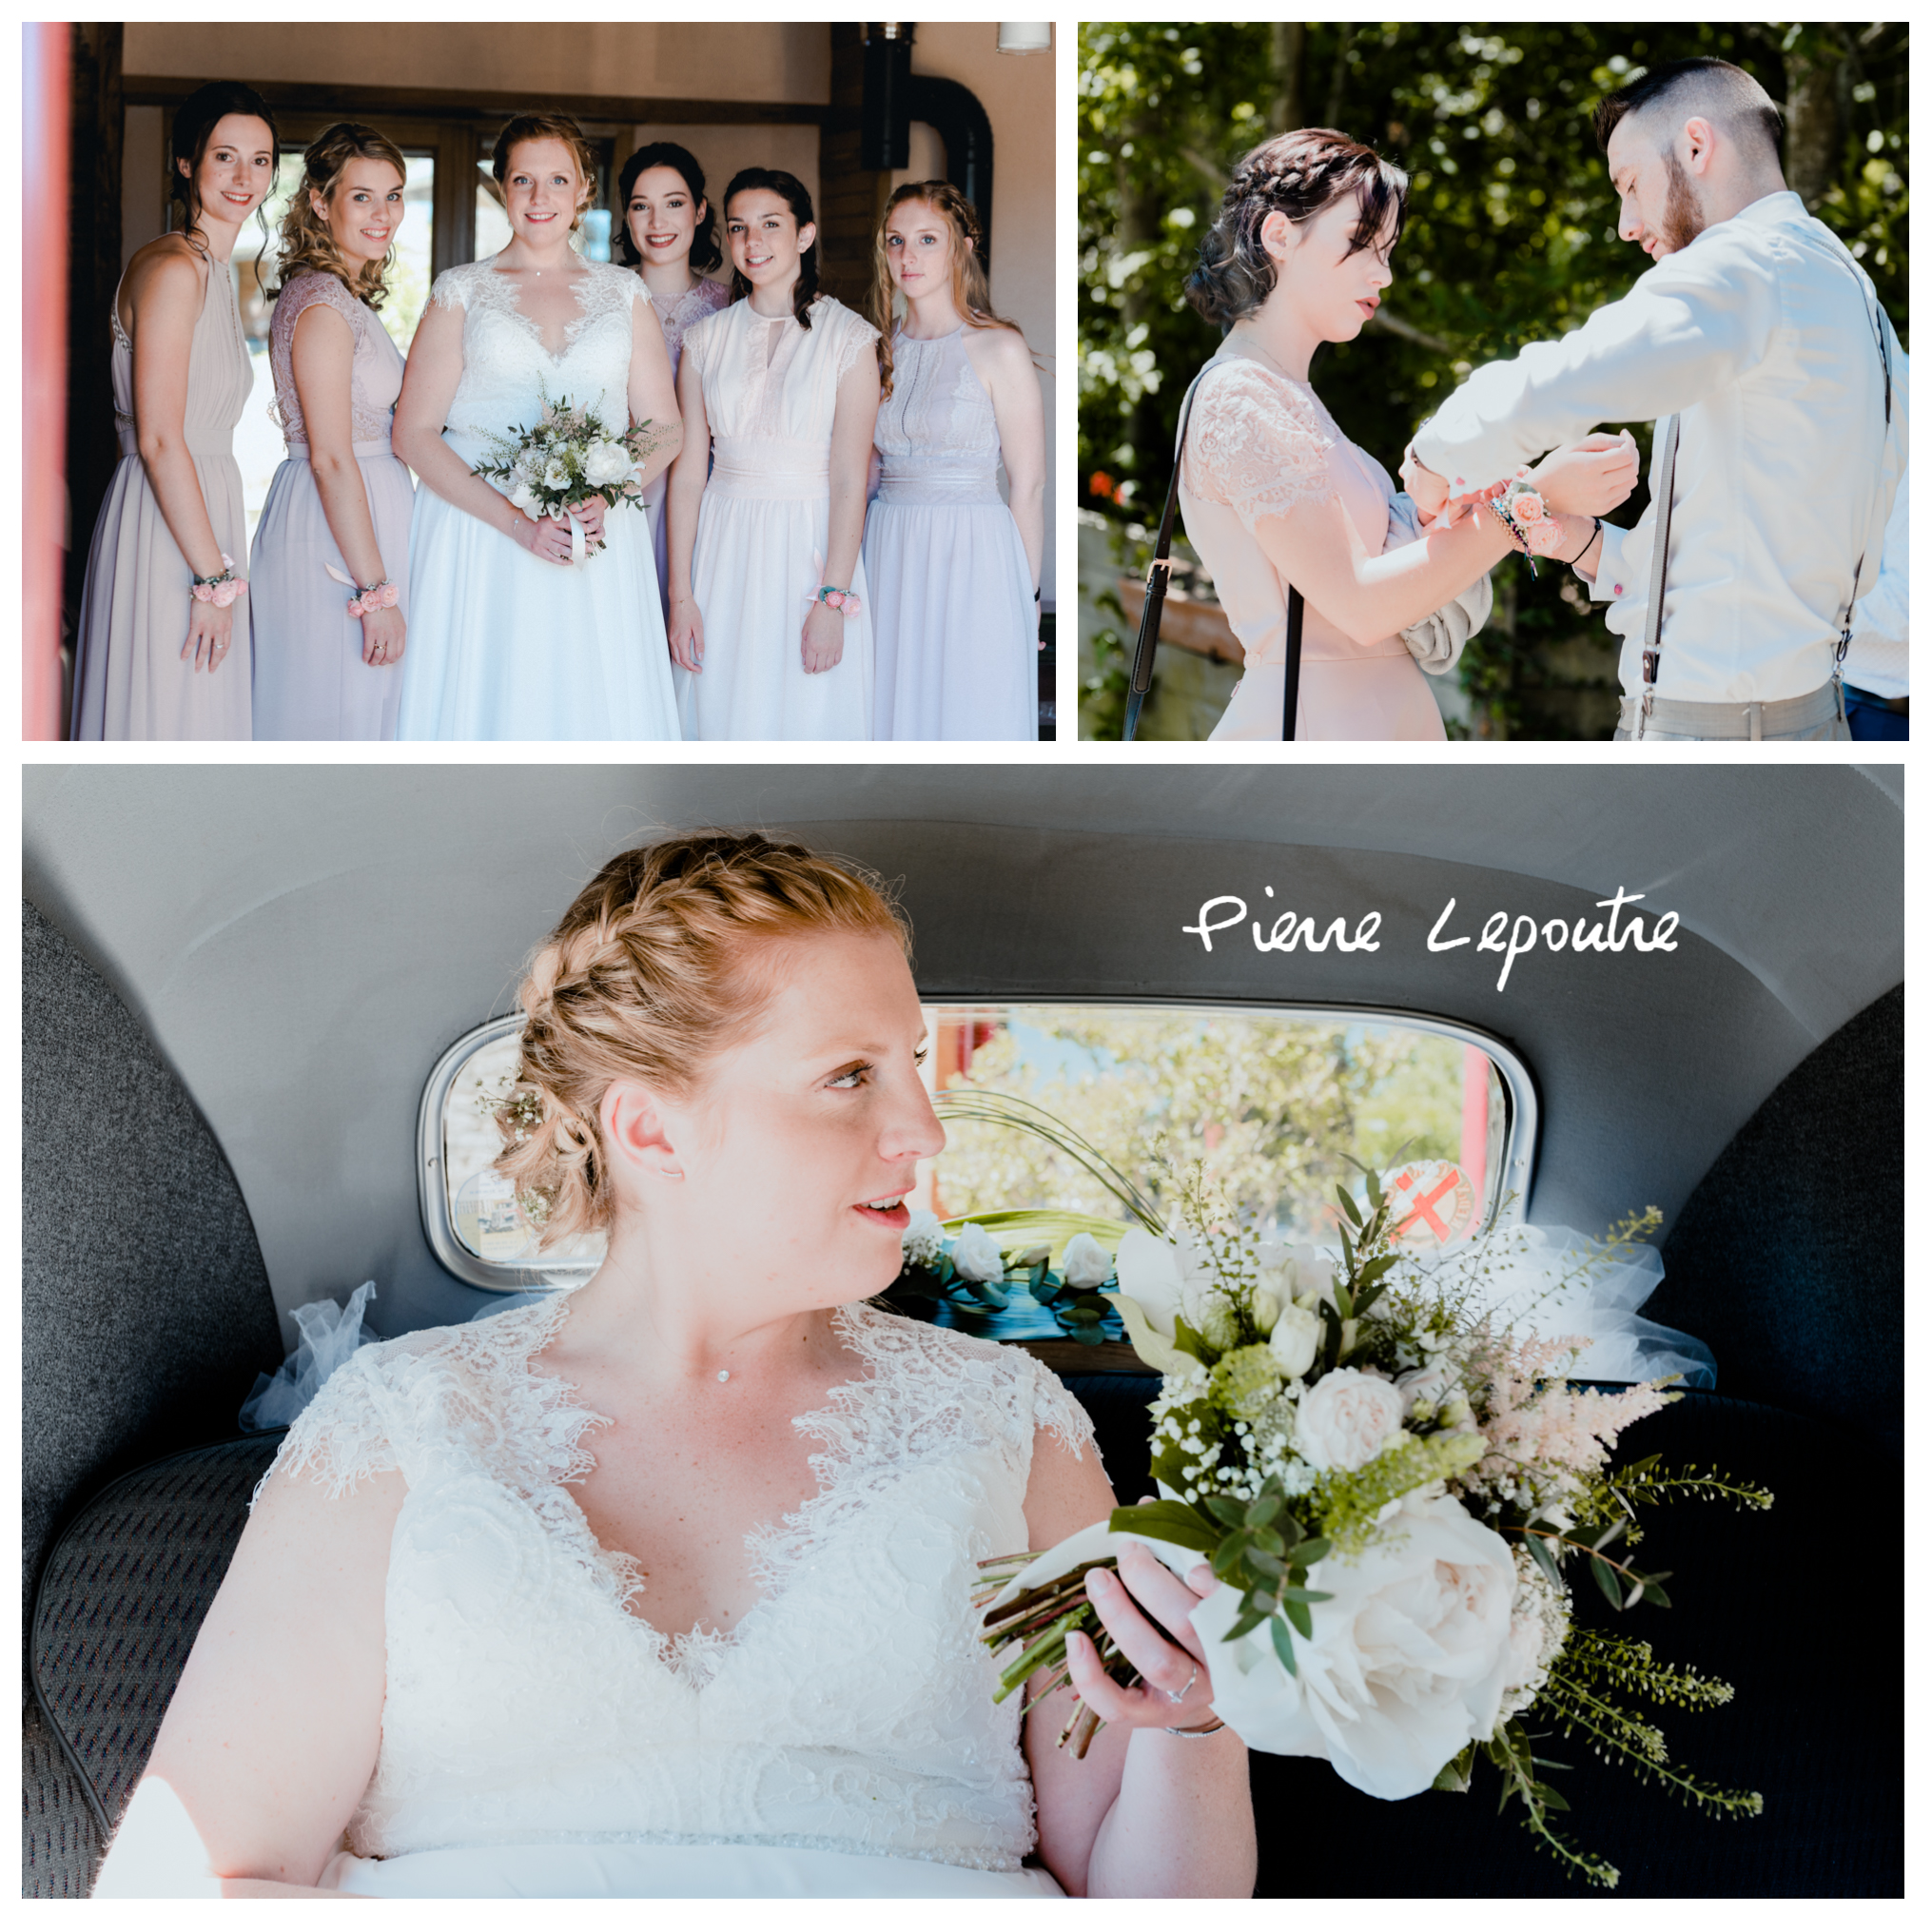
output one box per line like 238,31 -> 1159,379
816,585 -> 862,617
1487,474 -> 1575,577
324,562 -> 400,617
189,556 -> 245,607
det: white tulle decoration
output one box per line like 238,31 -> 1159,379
239,1280 -> 381,1431
1407,1226 -> 1716,1390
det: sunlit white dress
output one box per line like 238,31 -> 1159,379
396,257 -> 680,742
258,1290 -> 1084,1897
1181,345 -> 1461,741
635,276 -> 732,625
678,295 -> 879,741
864,325 -> 1037,741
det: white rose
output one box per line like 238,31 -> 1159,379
1059,1231 -> 1115,1289
1395,1361 -> 1455,1415
1294,1366 -> 1407,1472
948,1222 -> 1006,1283
1258,1242 -> 1333,1308
1267,1302 -> 1322,1380
900,1208 -> 945,1270
582,439 -> 633,486
1112,1226 -> 1215,1341
542,458 -> 571,491
1190,1493 -> 1517,1800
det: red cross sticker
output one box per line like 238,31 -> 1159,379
1389,1161 -> 1476,1246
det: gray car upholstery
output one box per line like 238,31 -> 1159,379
22,903 -> 283,1897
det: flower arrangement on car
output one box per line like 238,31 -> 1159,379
928,1096 -> 1770,1888
470,388 -> 665,558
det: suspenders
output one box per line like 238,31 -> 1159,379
1632,242 -> 1895,739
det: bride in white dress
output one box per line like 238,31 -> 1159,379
101,833 -> 1258,1899
392,113 -> 683,742
666,172 -> 881,741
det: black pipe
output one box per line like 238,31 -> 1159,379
861,24 -> 915,170
907,74 -> 994,267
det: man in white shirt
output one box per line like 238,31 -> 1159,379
1402,58 -> 1905,742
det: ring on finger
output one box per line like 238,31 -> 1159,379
1167,1663 -> 1200,1707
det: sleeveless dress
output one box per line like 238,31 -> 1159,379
260,1294 -> 1087,1898
864,325 -> 1037,741
250,272 -> 413,741
396,257 -> 681,743
677,295 -> 880,741
70,254 -> 254,741
635,276 -> 732,625
1180,346 -> 1450,742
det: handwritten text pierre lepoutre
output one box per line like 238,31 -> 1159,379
1182,888 -> 1679,992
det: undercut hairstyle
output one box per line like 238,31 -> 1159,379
168,81 -> 281,261
494,831 -> 910,1247
272,122 -> 408,308
1185,128 -> 1409,329
614,141 -> 723,274
1592,57 -> 1785,166
724,167 -> 820,328
491,111 -> 599,233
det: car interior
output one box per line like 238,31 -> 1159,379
22,763 -> 1903,1897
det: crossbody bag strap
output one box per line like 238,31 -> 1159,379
1122,371 -> 1208,743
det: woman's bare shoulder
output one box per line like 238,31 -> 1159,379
123,234 -> 207,308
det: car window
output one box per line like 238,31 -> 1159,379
422,1005 -> 1532,1292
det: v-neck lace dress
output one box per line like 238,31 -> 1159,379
395,257 -> 680,742
262,1292 -> 1088,1897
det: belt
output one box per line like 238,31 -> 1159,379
1616,679 -> 1844,740
1844,685 -> 1908,715
284,439 -> 400,461
875,464 -> 1001,506
709,437 -> 829,502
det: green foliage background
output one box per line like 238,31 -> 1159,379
1079,21 -> 1908,739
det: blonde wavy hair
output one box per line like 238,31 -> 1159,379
273,122 -> 408,307
495,831 -> 912,1247
491,111 -> 599,235
870,180 -> 1025,399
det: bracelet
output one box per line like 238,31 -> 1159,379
1561,515 -> 1602,568
189,555 -> 245,607
345,577 -> 399,618
816,584 -> 863,617
1484,496 -> 1526,551
1162,1715 -> 1228,1738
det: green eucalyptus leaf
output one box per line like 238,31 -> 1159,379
1270,1615 -> 1299,1677
1526,1534 -> 1562,1585
1245,1493 -> 1284,1529
1292,1535 -> 1331,1567
1283,1597 -> 1315,1640
1589,1552 -> 1623,1610
1336,1185 -> 1362,1229
1106,1500 -> 1220,1552
1205,1495 -> 1247,1528
1247,1548 -> 1287,1578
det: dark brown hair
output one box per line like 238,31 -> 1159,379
1591,57 -> 1784,165
724,167 -> 819,329
614,142 -> 722,273
169,81 -> 281,261
1185,128 -> 1408,328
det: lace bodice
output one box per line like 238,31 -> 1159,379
431,256 -> 648,452
268,272 -> 404,451
1181,356 -> 1342,530
875,325 -> 1004,506
684,296 -> 878,479
649,275 -> 732,382
263,1294 -> 1097,1870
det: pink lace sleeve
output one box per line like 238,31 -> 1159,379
1182,360 -> 1338,531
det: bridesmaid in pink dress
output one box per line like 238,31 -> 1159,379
614,142 -> 731,624
1177,129 -> 1640,741
71,83 -> 277,740
251,124 -> 415,740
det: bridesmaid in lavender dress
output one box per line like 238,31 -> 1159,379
71,83 -> 276,740
251,124 -> 415,740
863,183 -> 1044,741
614,142 -> 731,625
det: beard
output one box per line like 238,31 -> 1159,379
1657,151 -> 1708,254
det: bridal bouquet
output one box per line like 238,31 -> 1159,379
963,1113 -> 1769,1886
470,387 -> 665,546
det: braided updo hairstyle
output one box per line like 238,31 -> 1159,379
1185,128 -> 1409,328
495,832 -> 911,1246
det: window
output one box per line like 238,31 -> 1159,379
420,1004 -> 1533,1294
